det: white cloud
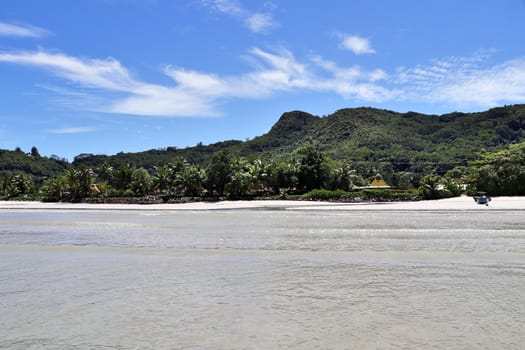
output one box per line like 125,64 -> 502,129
49,127 -> 95,134
339,34 -> 375,55
108,85 -> 220,117
204,0 -> 243,15
1,46 -> 524,117
0,21 -> 49,38
245,13 -> 277,33
202,0 -> 277,33
0,47 -> 402,116
394,54 -> 525,108
0,51 -> 137,92
430,59 -> 525,106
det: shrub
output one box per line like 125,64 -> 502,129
300,189 -> 349,200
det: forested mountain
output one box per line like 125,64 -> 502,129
2,104 -> 524,181
73,104 -> 525,176
2,104 -> 525,200
0,147 -> 68,181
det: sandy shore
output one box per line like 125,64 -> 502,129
1,195 -> 525,211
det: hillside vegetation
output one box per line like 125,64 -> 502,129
0,147 -> 68,181
1,104 -> 525,200
73,104 -> 525,177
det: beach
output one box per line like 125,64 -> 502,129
1,195 -> 525,211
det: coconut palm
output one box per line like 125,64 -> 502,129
97,161 -> 113,184
152,164 -> 172,194
330,164 -> 355,191
64,166 -> 92,200
418,175 -> 443,199
176,164 -> 206,196
7,173 -> 34,198
226,157 -> 252,196
41,176 -> 66,201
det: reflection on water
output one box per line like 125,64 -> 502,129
1,209 -> 524,349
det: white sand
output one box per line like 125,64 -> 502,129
1,195 -> 525,211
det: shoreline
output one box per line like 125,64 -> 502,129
2,195 -> 525,211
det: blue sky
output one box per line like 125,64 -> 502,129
1,0 -> 525,161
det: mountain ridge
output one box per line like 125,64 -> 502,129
1,104 -> 524,181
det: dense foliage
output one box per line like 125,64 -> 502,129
0,145 -> 463,201
71,104 -> 525,186
2,105 -> 525,201
0,147 -> 68,179
0,147 -> 68,199
460,142 -> 525,195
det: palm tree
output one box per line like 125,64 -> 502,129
176,164 -> 206,196
41,176 -> 66,201
225,157 -> 252,196
330,164 -> 355,191
63,166 -> 92,200
418,175 -> 443,199
7,173 -> 34,198
152,165 -> 172,194
97,161 -> 113,184
247,158 -> 269,194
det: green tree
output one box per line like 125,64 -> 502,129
30,146 -> 41,158
206,151 -> 231,196
267,159 -> 300,194
247,158 -> 269,194
226,157 -> 252,196
330,163 -> 355,191
467,142 -> 525,195
394,171 -> 415,190
176,164 -> 206,196
169,157 -> 189,177
41,176 -> 66,201
297,145 -> 330,192
111,164 -> 134,193
418,175 -> 443,199
444,177 -> 462,196
64,166 -> 92,200
6,173 -> 34,198
97,161 -> 113,184
130,168 -> 152,196
152,164 -> 173,194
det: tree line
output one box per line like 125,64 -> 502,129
2,142 -> 525,202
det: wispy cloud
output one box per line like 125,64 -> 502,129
0,50 -> 137,91
246,13 -> 276,33
1,47 -> 524,117
338,34 -> 375,55
394,53 -> 525,108
202,0 -> 278,33
0,47 -> 394,116
0,21 -> 49,38
48,126 -> 96,134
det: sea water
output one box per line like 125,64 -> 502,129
1,208 -> 524,349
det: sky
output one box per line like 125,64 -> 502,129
1,0 -> 525,161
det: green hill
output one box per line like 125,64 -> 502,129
71,104 -> 525,177
2,104 -> 525,199
0,148 -> 68,181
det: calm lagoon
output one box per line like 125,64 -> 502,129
1,208 -> 524,349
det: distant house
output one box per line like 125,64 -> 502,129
367,178 -> 391,189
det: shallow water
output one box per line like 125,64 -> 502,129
1,208 -> 524,349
